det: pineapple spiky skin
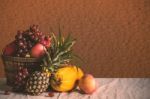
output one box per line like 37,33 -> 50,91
26,71 -> 49,95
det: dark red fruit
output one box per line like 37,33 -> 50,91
39,32 -> 43,36
4,90 -> 10,95
21,45 -> 27,49
19,49 -> 23,53
28,43 -> 33,49
18,41 -> 24,47
16,54 -> 20,57
3,42 -> 16,56
17,30 -> 23,34
47,92 -> 54,97
24,48 -> 28,53
28,32 -> 33,36
31,35 -> 35,40
30,25 -> 39,32
34,36 -> 39,41
40,36 -> 51,48
22,38 -> 26,42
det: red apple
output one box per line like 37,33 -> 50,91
79,74 -> 96,94
3,42 -> 16,56
31,43 -> 46,58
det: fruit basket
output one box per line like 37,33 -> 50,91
1,25 -> 49,87
1,24 -> 96,95
1,55 -> 41,86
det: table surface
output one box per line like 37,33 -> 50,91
0,78 -> 150,99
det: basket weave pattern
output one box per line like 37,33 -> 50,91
2,55 -> 41,86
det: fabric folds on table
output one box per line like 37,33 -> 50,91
0,78 -> 150,99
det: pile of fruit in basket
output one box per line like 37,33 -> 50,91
2,25 -> 96,95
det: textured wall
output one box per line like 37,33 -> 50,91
0,0 -> 150,77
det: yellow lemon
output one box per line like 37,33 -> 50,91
50,66 -> 77,92
72,66 -> 84,80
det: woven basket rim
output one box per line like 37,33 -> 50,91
1,54 -> 40,62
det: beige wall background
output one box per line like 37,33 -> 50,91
0,0 -> 150,77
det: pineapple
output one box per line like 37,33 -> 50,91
26,71 -> 49,95
42,30 -> 84,92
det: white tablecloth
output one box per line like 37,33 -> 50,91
0,78 -> 150,99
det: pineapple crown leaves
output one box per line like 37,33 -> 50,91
41,30 -> 77,72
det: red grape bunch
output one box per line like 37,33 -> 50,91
3,24 -> 51,58
13,66 -> 29,91
14,25 -> 47,57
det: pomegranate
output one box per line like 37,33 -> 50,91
31,43 -> 46,58
40,36 -> 51,48
78,74 -> 96,94
3,42 -> 16,56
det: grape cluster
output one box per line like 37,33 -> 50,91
14,67 -> 29,91
14,25 -> 45,57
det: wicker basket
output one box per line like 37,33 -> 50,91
1,55 -> 41,86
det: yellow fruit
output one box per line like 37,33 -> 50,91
50,66 -> 78,92
72,66 -> 84,80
